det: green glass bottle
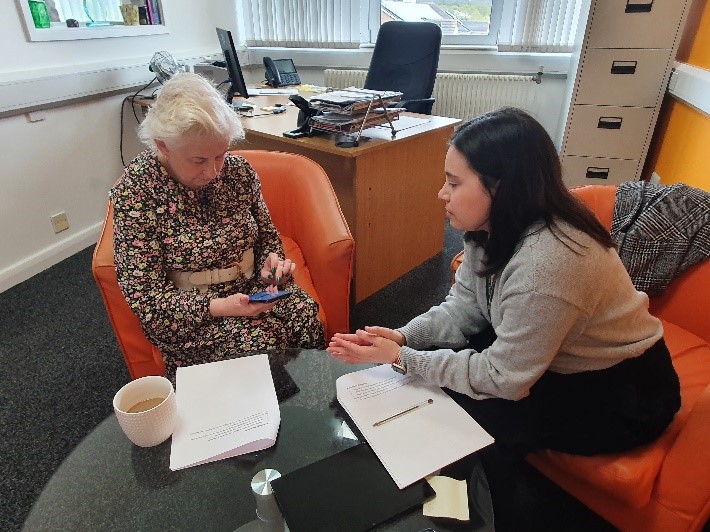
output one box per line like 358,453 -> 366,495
28,0 -> 51,29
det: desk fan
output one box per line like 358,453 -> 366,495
149,51 -> 181,84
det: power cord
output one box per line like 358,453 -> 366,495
120,76 -> 158,167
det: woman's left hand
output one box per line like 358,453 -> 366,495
327,329 -> 401,365
261,253 -> 295,286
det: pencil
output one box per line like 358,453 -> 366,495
372,398 -> 434,427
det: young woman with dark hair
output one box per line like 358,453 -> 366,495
453,106 -> 615,276
327,107 -> 680,529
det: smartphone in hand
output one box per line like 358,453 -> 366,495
248,290 -> 292,303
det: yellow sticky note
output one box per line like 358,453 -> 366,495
423,475 -> 470,521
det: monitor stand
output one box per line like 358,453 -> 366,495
232,98 -> 254,112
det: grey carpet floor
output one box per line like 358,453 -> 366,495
0,247 -> 130,531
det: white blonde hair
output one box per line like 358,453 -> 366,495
138,72 -> 244,150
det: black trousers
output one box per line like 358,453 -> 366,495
451,328 -> 680,456
448,328 -> 681,531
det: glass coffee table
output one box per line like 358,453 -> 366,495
23,349 -> 494,531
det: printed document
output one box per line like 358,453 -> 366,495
336,365 -> 494,488
170,354 -> 280,471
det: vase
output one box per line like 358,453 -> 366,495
28,0 -> 51,29
120,4 -> 139,26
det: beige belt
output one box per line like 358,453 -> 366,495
167,248 -> 254,293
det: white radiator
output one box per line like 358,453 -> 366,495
323,69 -> 539,120
323,69 -> 368,90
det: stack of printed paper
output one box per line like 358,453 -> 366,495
169,354 -> 280,471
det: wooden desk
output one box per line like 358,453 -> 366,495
239,96 -> 459,302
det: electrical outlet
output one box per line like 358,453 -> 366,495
51,212 -> 69,233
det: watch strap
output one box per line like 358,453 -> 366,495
391,347 -> 406,374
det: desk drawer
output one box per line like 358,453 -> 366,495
562,156 -> 639,188
564,105 -> 654,159
576,48 -> 671,107
587,0 -> 687,49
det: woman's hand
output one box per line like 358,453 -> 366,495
362,326 -> 406,346
329,326 -> 405,347
327,328 -> 403,365
261,253 -> 295,286
209,293 -> 276,317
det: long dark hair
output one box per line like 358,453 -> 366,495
450,107 -> 614,277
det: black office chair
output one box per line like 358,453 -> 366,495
364,21 -> 442,115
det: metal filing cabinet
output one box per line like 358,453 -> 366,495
559,0 -> 691,188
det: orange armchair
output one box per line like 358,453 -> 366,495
451,185 -> 710,531
93,150 -> 354,379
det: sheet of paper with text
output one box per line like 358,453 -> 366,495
336,365 -> 494,488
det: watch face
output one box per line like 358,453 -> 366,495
391,362 -> 406,375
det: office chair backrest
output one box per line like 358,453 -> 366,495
364,21 -> 442,115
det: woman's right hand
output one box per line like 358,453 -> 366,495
209,293 -> 276,317
329,326 -> 405,346
363,326 -> 406,346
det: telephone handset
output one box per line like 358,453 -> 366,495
263,57 -> 301,87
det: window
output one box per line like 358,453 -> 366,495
381,0 -> 502,46
18,0 -> 168,41
239,0 -> 583,52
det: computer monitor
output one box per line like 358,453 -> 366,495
216,27 -> 249,104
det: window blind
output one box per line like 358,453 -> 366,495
241,0 -> 361,49
498,0 -> 584,53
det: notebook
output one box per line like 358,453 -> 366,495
271,443 -> 432,532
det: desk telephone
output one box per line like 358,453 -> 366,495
264,57 -> 301,87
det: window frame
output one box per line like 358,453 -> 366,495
373,0 -> 504,47
238,0 -> 506,50
16,0 -> 169,41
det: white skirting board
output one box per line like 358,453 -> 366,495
668,61 -> 710,117
0,222 -> 103,293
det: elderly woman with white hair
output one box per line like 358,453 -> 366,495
110,72 -> 324,380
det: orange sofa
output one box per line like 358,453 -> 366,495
93,150 -> 354,379
452,185 -> 710,531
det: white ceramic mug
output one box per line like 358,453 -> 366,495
113,376 -> 177,447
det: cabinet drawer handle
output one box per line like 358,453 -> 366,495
586,167 -> 610,180
597,117 -> 623,129
610,61 -> 637,75
625,1 -> 653,13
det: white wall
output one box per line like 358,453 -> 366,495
0,1 -> 572,292
0,0 -> 236,291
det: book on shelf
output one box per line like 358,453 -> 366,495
144,0 -> 154,24
310,87 -> 402,114
141,0 -> 161,24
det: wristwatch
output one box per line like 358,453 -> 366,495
391,347 -> 406,374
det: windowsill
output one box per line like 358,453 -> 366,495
21,23 -> 169,41
244,46 -> 573,76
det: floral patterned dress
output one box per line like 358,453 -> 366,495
110,151 -> 325,380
